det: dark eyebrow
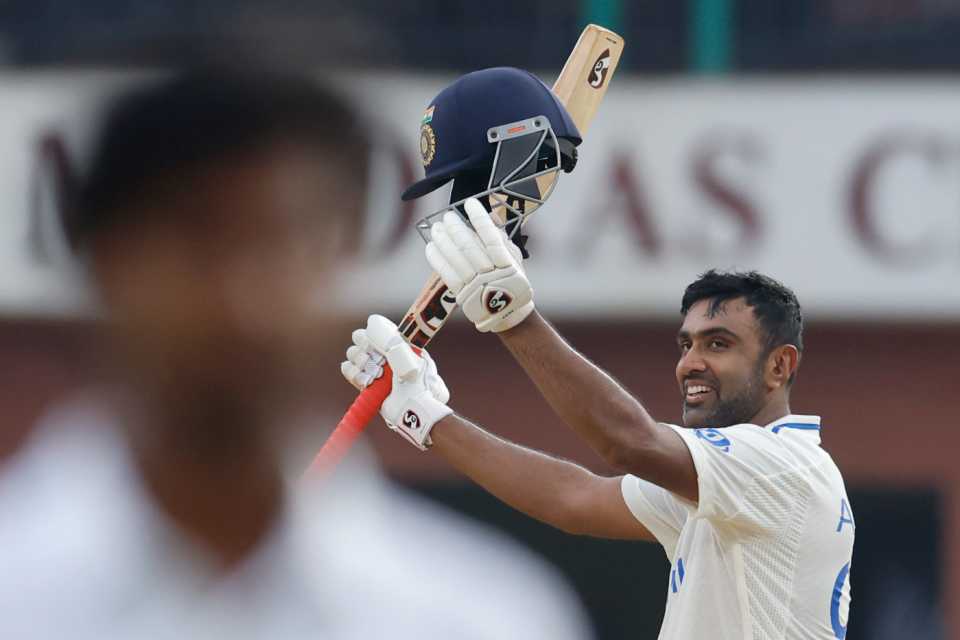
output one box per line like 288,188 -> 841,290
676,327 -> 741,342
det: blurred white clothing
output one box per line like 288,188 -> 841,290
0,396 -> 591,640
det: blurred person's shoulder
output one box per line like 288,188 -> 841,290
0,396 -> 592,639
298,454 -> 593,640
0,392 -> 159,636
0,391 -> 130,523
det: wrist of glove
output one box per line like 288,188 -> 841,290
425,198 -> 534,333
341,315 -> 452,450
382,390 -> 450,451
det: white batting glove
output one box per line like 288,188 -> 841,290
425,198 -> 534,333
340,314 -> 452,450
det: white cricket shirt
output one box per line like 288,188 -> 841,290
0,396 -> 591,640
621,414 -> 854,640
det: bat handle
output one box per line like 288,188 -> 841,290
309,364 -> 393,474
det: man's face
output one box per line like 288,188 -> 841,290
93,143 -> 356,407
675,297 -> 769,428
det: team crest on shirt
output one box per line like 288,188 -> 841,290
695,428 -> 731,452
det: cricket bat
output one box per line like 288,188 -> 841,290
312,25 -> 624,472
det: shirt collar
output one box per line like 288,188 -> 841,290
764,414 -> 822,442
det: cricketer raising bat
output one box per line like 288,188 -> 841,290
313,24 -> 624,471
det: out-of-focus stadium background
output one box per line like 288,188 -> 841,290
1,2 -> 957,638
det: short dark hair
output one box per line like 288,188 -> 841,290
68,68 -> 368,250
681,270 -> 804,381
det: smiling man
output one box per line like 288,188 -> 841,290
343,199 -> 855,639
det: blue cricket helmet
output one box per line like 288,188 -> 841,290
401,67 -> 582,201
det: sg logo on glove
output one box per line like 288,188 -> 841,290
402,410 -> 422,430
484,288 -> 513,314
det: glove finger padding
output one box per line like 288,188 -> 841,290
347,342 -> 385,371
464,198 -> 515,268
365,315 -> 420,381
441,211 -> 495,274
421,350 -> 450,404
501,231 -> 525,269
425,242 -> 465,294
345,345 -> 369,369
341,360 -> 374,391
430,221 -> 477,285
340,328 -> 386,390
351,328 -> 371,351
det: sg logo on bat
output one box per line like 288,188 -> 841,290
588,49 -> 611,89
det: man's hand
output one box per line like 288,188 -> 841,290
425,198 -> 534,333
340,314 -> 452,450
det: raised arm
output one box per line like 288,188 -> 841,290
498,313 -> 697,502
431,414 -> 651,540
423,199 -> 697,503
340,314 -> 651,540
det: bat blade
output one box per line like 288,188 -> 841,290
530,24 -> 624,209
552,24 -> 625,135
311,25 -> 625,473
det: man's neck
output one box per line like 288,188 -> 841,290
750,396 -> 792,427
125,397 -> 289,570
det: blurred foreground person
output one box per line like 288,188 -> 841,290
0,71 -> 589,639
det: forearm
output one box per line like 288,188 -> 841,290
340,310 -> 665,532
497,312 -> 659,468
430,414 -> 606,535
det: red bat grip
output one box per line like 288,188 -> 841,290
310,364 -> 393,473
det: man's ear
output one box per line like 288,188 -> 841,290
766,344 -> 800,390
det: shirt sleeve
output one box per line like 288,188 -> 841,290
667,423 -> 807,537
620,473 -> 691,559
